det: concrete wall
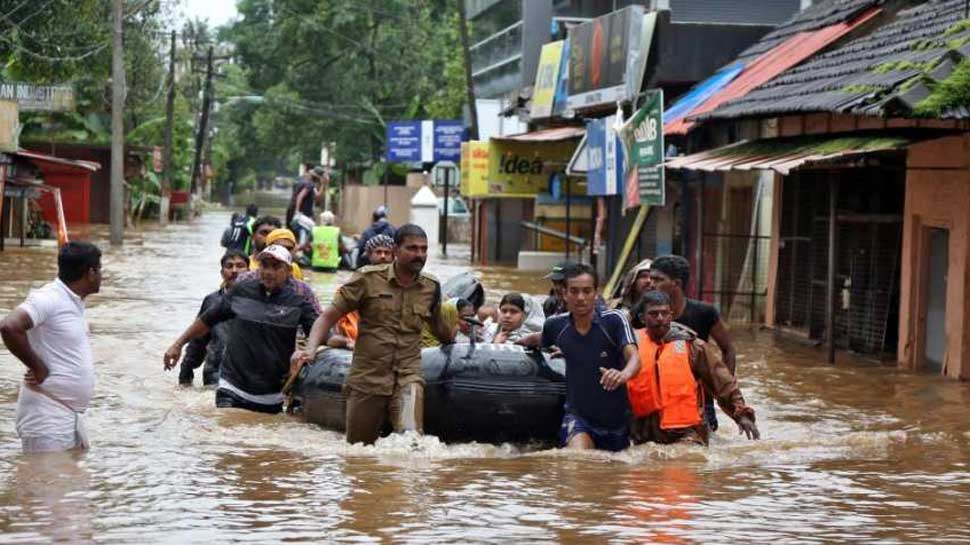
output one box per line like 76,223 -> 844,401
899,134 -> 970,378
339,185 -> 419,235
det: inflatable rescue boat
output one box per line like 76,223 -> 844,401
294,343 -> 566,443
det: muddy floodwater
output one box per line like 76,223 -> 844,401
2,212 -> 970,544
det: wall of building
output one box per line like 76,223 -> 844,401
899,135 -> 970,378
339,185 -> 419,236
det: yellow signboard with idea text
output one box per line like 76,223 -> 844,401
460,141 -> 489,197
486,139 -> 577,197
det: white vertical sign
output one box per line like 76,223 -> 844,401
420,120 -> 434,163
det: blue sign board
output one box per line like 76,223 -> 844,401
387,119 -> 464,163
586,115 -> 624,196
387,121 -> 422,162
433,120 -> 464,162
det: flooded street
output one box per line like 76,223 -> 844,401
1,212 -> 970,544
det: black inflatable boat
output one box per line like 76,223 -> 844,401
294,343 -> 566,443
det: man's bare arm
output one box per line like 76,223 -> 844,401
710,319 -> 737,374
600,344 -> 640,391
0,309 -> 48,383
163,318 -> 211,370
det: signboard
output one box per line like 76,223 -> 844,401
531,40 -> 565,120
552,39 -> 571,118
387,121 -> 422,162
0,81 -> 74,112
433,120 -> 464,162
387,119 -> 464,163
619,89 -> 665,206
0,101 -> 19,152
152,146 -> 163,173
486,139 -> 577,198
585,115 -> 624,196
567,6 -> 655,111
460,141 -> 489,197
432,160 -> 459,188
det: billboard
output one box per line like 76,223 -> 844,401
585,115 -> 625,197
531,40 -> 565,120
567,6 -> 655,111
486,139 -> 577,198
460,141 -> 489,197
387,119 -> 464,163
618,89 -> 665,206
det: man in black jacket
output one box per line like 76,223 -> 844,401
178,250 -> 249,386
164,245 -> 319,413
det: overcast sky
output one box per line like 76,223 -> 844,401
180,0 -> 239,27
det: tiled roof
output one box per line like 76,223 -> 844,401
704,0 -> 970,120
734,0 -> 886,63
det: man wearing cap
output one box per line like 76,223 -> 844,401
356,206 -> 396,267
542,261 -> 573,317
250,228 -> 305,281
292,224 -> 454,444
164,244 -> 319,413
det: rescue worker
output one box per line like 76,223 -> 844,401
164,244 -> 319,413
541,261 -> 573,317
326,234 -> 395,350
311,210 -> 343,271
355,206 -> 395,267
628,290 -> 758,446
178,249 -> 249,386
292,224 -> 454,444
649,255 -> 737,431
248,215 -> 282,266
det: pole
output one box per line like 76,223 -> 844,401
565,176 -> 572,261
160,30 -> 176,225
442,168 -> 449,256
457,0 -> 479,141
826,177 -> 838,364
382,161 -> 388,205
589,195 -> 597,267
190,46 -> 213,201
109,0 -> 125,245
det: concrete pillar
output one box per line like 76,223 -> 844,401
410,185 -> 439,257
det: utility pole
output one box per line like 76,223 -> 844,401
458,0 -> 479,140
190,46 -> 213,205
160,29 -> 176,226
109,0 -> 125,245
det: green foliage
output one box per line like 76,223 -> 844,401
915,58 -> 970,116
222,0 -> 467,174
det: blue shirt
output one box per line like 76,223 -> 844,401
541,309 -> 637,430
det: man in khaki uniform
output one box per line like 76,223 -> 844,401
292,224 -> 453,444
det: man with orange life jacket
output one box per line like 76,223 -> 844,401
628,290 -> 759,446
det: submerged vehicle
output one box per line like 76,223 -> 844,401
294,343 -> 566,443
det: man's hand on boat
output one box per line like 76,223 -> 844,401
290,349 -> 312,376
514,333 -> 563,358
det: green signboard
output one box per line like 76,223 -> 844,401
620,89 -> 664,206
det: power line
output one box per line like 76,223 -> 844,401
0,33 -> 109,62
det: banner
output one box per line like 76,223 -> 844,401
460,141 -> 489,197
486,139 -> 577,198
387,119 -> 465,163
387,121 -> 422,162
531,41 -> 564,120
619,90 -> 665,206
585,115 -> 624,196
552,39 -> 571,118
567,6 -> 652,111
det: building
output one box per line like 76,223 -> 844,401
664,0 -> 970,377
465,0 -> 804,267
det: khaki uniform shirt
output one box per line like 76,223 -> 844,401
332,263 -> 452,395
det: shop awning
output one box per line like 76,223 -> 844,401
665,135 -> 914,175
13,150 -> 101,172
492,126 -> 584,143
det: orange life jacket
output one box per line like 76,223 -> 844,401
627,330 -> 702,429
337,312 -> 359,342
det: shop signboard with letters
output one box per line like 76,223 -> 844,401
619,89 -> 664,206
531,40 -> 565,120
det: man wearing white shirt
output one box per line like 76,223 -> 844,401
1,242 -> 102,453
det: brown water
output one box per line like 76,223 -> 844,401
2,212 -> 970,544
